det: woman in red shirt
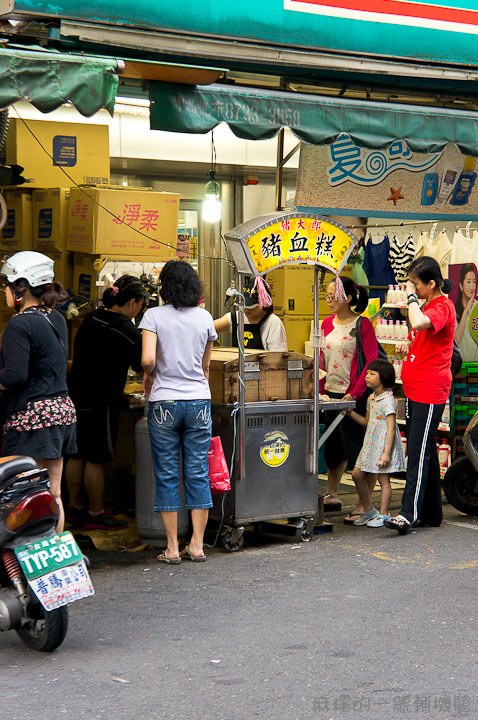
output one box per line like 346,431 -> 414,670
385,256 -> 455,535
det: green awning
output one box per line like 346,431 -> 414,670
150,82 -> 478,156
0,48 -> 119,116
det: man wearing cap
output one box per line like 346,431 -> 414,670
214,276 -> 287,351
66,275 -> 148,531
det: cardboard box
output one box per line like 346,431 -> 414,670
266,263 -> 355,318
1,190 -> 33,250
6,119 -> 109,189
67,187 -> 180,257
279,314 -> 314,354
0,289 -> 14,336
33,188 -> 70,251
50,251 -> 74,290
72,253 -> 172,303
266,266 -> 314,316
209,348 -> 313,403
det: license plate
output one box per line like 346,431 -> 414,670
15,531 -> 94,611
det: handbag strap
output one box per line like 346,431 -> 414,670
32,310 -> 68,360
355,315 -> 365,375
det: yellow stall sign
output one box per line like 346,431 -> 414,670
224,212 -> 357,276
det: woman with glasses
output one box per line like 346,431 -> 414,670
320,276 -> 379,518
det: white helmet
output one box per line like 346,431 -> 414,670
1,251 -> 54,287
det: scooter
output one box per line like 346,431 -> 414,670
444,411 -> 478,516
0,455 -> 94,651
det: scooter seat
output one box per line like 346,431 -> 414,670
0,455 -> 38,486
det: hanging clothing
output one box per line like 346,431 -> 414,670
363,234 -> 396,305
389,232 -> 416,283
414,229 -> 452,278
450,229 -> 478,265
348,245 -> 369,288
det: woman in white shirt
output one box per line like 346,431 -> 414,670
141,261 -> 217,564
214,276 -> 287,351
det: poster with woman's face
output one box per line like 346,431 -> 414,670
449,262 -> 478,362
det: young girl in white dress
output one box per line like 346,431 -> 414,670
348,359 -> 406,527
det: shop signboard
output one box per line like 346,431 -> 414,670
224,212 -> 357,277
246,216 -> 355,274
296,139 -> 478,221
4,1 -> 478,67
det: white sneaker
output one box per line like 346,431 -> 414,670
353,507 -> 379,526
366,513 -> 390,528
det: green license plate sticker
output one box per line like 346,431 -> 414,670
15,531 -> 84,580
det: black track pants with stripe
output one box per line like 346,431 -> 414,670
401,398 -> 445,526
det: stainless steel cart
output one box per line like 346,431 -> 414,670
210,398 -> 354,551
216,211 -> 358,551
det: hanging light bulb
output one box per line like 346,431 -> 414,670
203,170 -> 222,223
203,132 -> 222,223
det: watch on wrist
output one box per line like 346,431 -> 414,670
407,293 -> 419,305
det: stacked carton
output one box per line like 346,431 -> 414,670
66,185 -> 180,302
450,363 -> 478,460
2,119 -> 112,289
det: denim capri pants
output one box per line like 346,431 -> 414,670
147,399 -> 213,512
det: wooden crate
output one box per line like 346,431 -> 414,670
209,348 -> 313,403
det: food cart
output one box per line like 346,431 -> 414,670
210,211 -> 357,551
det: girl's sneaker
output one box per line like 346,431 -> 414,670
366,513 -> 390,528
353,507 -> 379,526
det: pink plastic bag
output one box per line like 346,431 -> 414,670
208,436 -> 231,494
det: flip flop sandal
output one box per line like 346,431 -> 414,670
157,551 -> 181,564
323,496 -> 342,512
383,515 -> 411,536
344,513 -> 362,525
180,546 -> 207,562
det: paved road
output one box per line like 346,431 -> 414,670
2,505 -> 478,720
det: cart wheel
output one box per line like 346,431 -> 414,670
221,527 -> 245,553
295,519 -> 314,543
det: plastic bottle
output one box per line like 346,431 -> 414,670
421,172 -> 439,206
435,166 -> 461,205
450,157 -> 477,206
387,320 -> 394,339
394,359 -> 402,380
387,284 -> 394,304
401,321 -> 408,340
400,432 -> 407,459
438,441 -> 451,474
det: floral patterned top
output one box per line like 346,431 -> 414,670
322,316 -> 358,394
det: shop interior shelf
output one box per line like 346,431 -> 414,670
377,338 -> 406,345
397,418 -> 450,432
